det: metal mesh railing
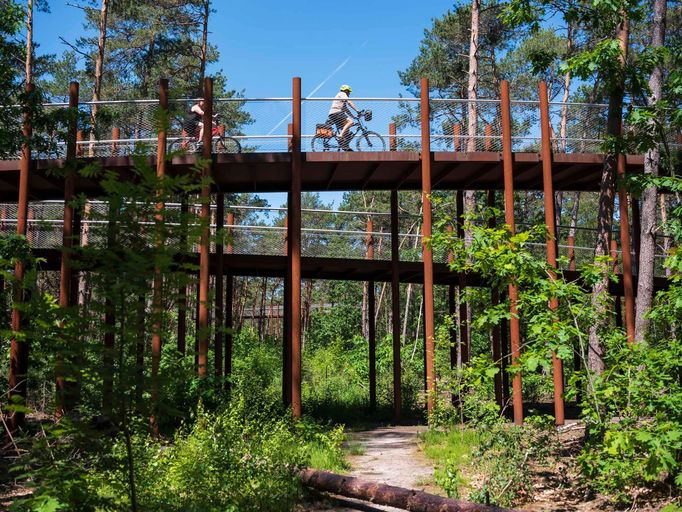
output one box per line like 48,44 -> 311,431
0,201 -> 674,278
5,96 -> 679,159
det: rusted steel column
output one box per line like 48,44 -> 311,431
420,77 -> 436,414
567,235 -> 576,270
367,218 -> 376,410
453,124 -> 461,152
111,127 -> 120,156
283,214 -> 291,406
611,239 -> 623,327
389,122 -> 397,151
225,211 -> 234,392
56,81 -> 79,418
76,130 -> 83,157
197,77 -> 213,376
447,225 -> 457,372
539,81 -> 565,426
103,202 -> 117,416
488,190 -> 504,409
617,155 -> 635,342
632,198 -> 640,273
215,193 -> 225,380
287,123 -> 293,152
9,83 -> 34,430
26,208 -> 33,245
177,198 -> 189,356
501,80 -> 523,425
484,124 -> 493,151
391,189 -> 402,420
289,77 -> 303,417
150,79 -> 168,428
456,190 -> 469,365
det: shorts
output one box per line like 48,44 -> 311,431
183,117 -> 202,134
328,111 -> 349,131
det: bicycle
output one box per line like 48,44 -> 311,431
169,114 -> 241,153
311,110 -> 385,152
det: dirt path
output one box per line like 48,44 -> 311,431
301,425 -> 438,511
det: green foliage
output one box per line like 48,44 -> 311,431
577,336 -> 682,502
468,417 -> 560,507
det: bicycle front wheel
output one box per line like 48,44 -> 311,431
355,131 -> 386,152
213,137 -> 241,153
311,135 -> 340,152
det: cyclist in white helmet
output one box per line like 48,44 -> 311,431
328,84 -> 360,150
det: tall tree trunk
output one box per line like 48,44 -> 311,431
660,194 -> 671,278
559,24 -> 573,152
25,0 -> 33,84
634,0 -> 667,342
198,0 -> 210,92
587,14 -> 629,374
90,0 -> 109,155
466,0 -> 480,153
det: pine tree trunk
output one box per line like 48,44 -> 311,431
634,0 -> 667,342
466,0 -> 480,153
90,0 -> 109,155
559,24 -> 573,152
199,0 -> 210,92
25,0 -> 33,84
587,14 -> 629,374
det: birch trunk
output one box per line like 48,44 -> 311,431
559,24 -> 573,152
634,0 -> 667,342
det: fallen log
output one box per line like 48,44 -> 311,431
299,469 -> 517,512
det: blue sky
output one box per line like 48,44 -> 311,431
34,0 -> 458,207
35,0 -> 456,98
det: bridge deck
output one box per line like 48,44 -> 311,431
0,151 -> 645,201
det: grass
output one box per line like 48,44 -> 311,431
419,428 -> 481,497
305,441 -> 350,472
344,441 -> 366,456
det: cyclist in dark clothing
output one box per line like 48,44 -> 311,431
182,100 -> 205,144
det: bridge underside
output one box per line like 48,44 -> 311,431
0,151 -> 645,200
32,249 -> 665,296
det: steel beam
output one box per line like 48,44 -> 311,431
501,80 -> 524,425
539,81 -> 565,425
197,77 -> 213,376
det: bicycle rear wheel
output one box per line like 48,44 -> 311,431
168,138 -> 198,153
213,137 -> 241,153
355,131 -> 386,152
311,135 -> 340,152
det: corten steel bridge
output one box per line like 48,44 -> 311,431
4,77 -> 676,428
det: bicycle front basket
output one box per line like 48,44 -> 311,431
316,123 -> 333,138
363,110 -> 372,121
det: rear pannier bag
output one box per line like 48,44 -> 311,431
316,124 -> 333,138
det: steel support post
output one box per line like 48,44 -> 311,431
453,124 -> 461,152
9,83 -> 33,430
56,81 -> 79,418
389,122 -> 397,151
611,240 -> 623,327
151,79 -> 168,428
500,80 -> 524,425
488,190 -> 504,409
539,81 -> 565,425
484,124 -> 493,151
391,189 -> 402,420
617,154 -> 635,342
289,77 -> 303,418
367,218 -> 376,410
112,127 -> 120,157
420,77 -> 436,415
283,214 -> 291,406
225,212 -> 234,392
177,199 -> 188,356
456,190 -> 469,365
197,77 -> 213,376
103,202 -> 117,416
214,192 -> 224,380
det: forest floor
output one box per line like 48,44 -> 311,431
298,423 -> 679,512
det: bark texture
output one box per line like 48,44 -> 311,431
634,0 -> 667,342
587,15 -> 629,374
299,469 -> 516,512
